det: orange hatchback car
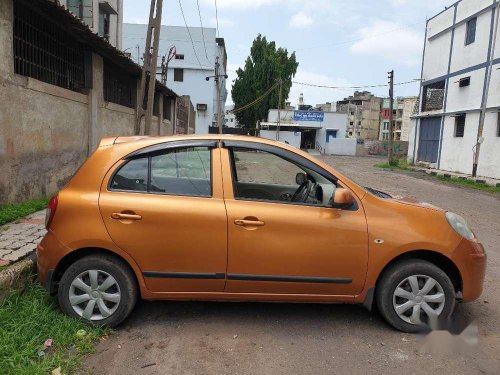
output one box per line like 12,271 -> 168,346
37,135 -> 486,332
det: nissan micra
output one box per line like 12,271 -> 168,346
37,135 -> 486,332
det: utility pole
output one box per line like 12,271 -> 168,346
388,70 -> 394,164
136,0 -> 163,135
276,78 -> 282,141
206,56 -> 228,134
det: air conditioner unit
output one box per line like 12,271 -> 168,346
197,104 -> 208,111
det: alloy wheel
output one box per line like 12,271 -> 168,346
68,269 -> 121,321
392,274 -> 445,325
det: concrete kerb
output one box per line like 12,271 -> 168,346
0,252 -> 37,301
409,166 -> 500,186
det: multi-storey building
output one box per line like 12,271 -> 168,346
336,91 -> 383,140
60,0 -> 123,48
409,0 -> 500,179
122,24 -> 228,135
380,97 -> 418,141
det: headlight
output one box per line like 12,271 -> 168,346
445,212 -> 474,240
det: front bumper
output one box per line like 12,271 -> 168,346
454,238 -> 486,302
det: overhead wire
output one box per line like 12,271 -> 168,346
231,81 -> 280,114
177,0 -> 205,70
195,0 -> 210,61
292,79 -> 421,90
214,0 -> 220,38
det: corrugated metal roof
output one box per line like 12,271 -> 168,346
28,0 -> 178,98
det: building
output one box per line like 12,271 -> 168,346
336,91 -> 383,140
60,0 -> 123,48
409,0 -> 500,180
0,0 -> 182,203
224,105 -> 238,128
380,97 -> 418,141
122,24 -> 228,135
262,109 -> 351,155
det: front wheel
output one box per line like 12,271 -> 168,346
58,255 -> 138,327
376,259 -> 456,333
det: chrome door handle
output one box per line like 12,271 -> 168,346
234,219 -> 265,227
111,213 -> 142,221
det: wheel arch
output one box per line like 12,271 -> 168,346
50,247 -> 142,294
364,249 -> 463,311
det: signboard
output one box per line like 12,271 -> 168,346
293,111 -> 324,122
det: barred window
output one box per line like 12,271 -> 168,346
13,1 -> 86,92
455,114 -> 466,137
103,60 -> 137,108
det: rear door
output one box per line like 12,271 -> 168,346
99,141 -> 228,293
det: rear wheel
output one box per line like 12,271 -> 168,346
376,259 -> 456,333
58,255 -> 138,327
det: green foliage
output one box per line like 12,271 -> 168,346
0,283 -> 106,375
436,176 -> 500,193
231,34 -> 299,128
0,198 -> 49,226
374,159 -> 409,170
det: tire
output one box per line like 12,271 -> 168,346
375,259 -> 456,333
58,255 -> 138,327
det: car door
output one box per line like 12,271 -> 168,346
99,141 -> 227,293
221,141 -> 368,296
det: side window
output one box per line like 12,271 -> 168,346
110,158 -> 148,192
150,147 -> 211,196
230,147 -> 335,206
465,17 -> 477,45
110,146 -> 211,197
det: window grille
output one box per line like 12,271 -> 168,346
103,60 -> 137,108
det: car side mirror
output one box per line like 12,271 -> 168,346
296,172 -> 307,185
332,188 -> 354,209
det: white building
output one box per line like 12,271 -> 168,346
224,105 -> 238,128
262,109 -> 353,155
409,0 -> 500,180
122,24 -> 227,134
60,0 -> 123,48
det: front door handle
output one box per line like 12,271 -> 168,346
111,212 -> 142,221
234,219 -> 265,227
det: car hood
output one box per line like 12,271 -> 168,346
365,187 -> 444,212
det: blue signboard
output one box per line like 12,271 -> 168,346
293,111 -> 324,122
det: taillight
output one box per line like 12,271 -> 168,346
45,194 -> 58,229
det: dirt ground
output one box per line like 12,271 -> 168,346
83,155 -> 500,375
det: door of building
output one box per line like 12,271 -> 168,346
418,117 -> 441,163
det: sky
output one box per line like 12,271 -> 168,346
123,0 -> 456,107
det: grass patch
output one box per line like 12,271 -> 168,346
0,198 -> 49,226
436,176 -> 500,193
0,282 -> 107,374
374,158 -> 409,170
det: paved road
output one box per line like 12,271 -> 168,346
84,156 -> 500,375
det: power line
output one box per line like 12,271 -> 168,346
177,0 -> 205,70
195,0 -> 210,61
231,82 -> 280,114
214,0 -> 220,38
294,20 -> 424,51
292,79 -> 421,90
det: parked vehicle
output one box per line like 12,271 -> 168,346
37,135 -> 486,332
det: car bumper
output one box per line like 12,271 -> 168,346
36,230 -> 66,293
454,238 -> 487,302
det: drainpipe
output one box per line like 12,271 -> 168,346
473,3 -> 499,177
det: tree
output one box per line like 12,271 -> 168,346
231,35 -> 298,129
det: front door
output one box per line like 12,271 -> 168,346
418,117 -> 441,163
99,143 -> 227,293
221,144 -> 369,296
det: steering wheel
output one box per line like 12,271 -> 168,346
292,180 -> 314,203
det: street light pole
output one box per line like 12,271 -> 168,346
388,70 -> 394,164
276,78 -> 282,141
206,56 -> 228,134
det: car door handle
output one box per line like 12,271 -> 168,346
111,213 -> 142,221
234,219 -> 265,227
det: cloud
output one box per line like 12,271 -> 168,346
288,11 -> 314,29
210,17 -> 235,28
205,0 -> 285,10
349,20 -> 423,66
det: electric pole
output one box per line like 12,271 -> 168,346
388,70 -> 394,164
276,78 -> 282,141
136,0 -> 163,135
206,56 -> 228,134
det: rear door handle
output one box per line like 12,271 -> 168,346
234,219 -> 265,227
111,213 -> 142,221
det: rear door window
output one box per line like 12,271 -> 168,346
110,146 -> 212,197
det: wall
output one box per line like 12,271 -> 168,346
325,138 -> 357,156
259,130 -> 302,149
359,140 -> 409,157
477,111 -> 500,179
0,1 -> 176,203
